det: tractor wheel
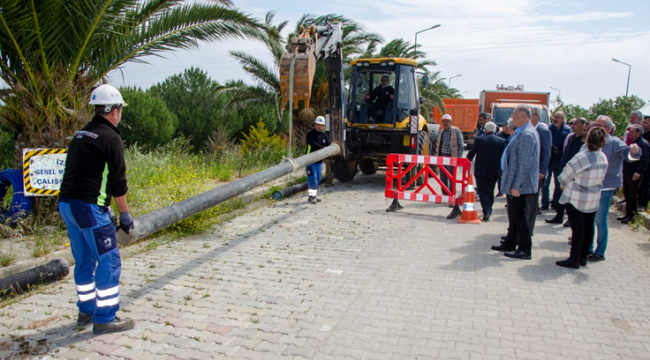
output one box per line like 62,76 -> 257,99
333,159 -> 358,182
359,159 -> 379,175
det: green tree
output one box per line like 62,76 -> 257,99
150,67 -> 234,150
118,87 -> 176,148
553,95 -> 646,136
589,96 -> 646,136
0,0 -> 264,149
224,12 -> 288,125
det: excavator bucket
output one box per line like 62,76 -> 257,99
280,36 -> 316,110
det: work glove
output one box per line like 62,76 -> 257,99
108,209 -> 119,229
119,211 -> 134,235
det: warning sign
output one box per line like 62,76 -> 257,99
23,148 -> 67,196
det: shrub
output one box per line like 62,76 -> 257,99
240,118 -> 286,157
118,87 -> 176,148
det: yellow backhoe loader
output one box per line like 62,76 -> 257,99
280,20 -> 431,182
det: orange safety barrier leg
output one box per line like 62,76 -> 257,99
457,175 -> 482,224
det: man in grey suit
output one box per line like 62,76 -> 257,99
492,104 -> 540,259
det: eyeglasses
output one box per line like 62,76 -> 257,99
568,121 -> 575,125
531,113 -> 538,116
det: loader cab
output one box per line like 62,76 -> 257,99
349,58 -> 419,126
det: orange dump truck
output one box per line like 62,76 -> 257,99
433,86 -> 551,149
479,86 -> 550,126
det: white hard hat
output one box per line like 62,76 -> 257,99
315,116 -> 326,125
89,85 -> 127,107
442,114 -> 452,121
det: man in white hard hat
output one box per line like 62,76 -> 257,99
58,84 -> 135,334
305,116 -> 331,204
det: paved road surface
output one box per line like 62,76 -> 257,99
1,173 -> 649,359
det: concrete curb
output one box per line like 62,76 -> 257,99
611,195 -> 650,230
0,170 -> 306,280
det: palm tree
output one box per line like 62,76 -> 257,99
418,71 -> 463,121
373,39 -> 436,70
224,11 -> 287,126
0,0 -> 264,149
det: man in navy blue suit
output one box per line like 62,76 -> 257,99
467,121 -> 506,221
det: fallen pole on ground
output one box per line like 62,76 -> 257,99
0,258 -> 70,296
119,144 -> 340,244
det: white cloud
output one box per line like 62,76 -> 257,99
537,11 -> 634,23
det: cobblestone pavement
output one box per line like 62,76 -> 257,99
1,173 -> 650,359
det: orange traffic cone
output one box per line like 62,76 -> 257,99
457,175 -> 482,224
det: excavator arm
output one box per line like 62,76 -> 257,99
280,21 -> 346,158
279,21 -> 343,109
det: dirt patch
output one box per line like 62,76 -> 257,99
27,315 -> 61,329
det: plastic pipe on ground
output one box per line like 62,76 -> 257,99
123,145 -> 340,243
0,258 -> 70,296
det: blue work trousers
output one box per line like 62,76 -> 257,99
307,163 -> 323,190
58,199 -> 121,324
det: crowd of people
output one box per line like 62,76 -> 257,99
469,105 -> 646,268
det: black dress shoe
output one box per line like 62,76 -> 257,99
504,250 -> 531,259
500,235 -> 509,240
556,259 -> 579,269
491,244 -> 516,252
579,258 -> 587,266
563,220 -> 571,227
540,205 -> 549,210
482,214 -> 490,221
616,215 -> 627,221
620,217 -> 632,224
537,210 -> 542,215
545,217 -> 563,224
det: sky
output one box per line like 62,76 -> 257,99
111,0 -> 650,112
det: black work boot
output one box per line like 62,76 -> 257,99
77,312 -> 93,327
93,317 -> 135,335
